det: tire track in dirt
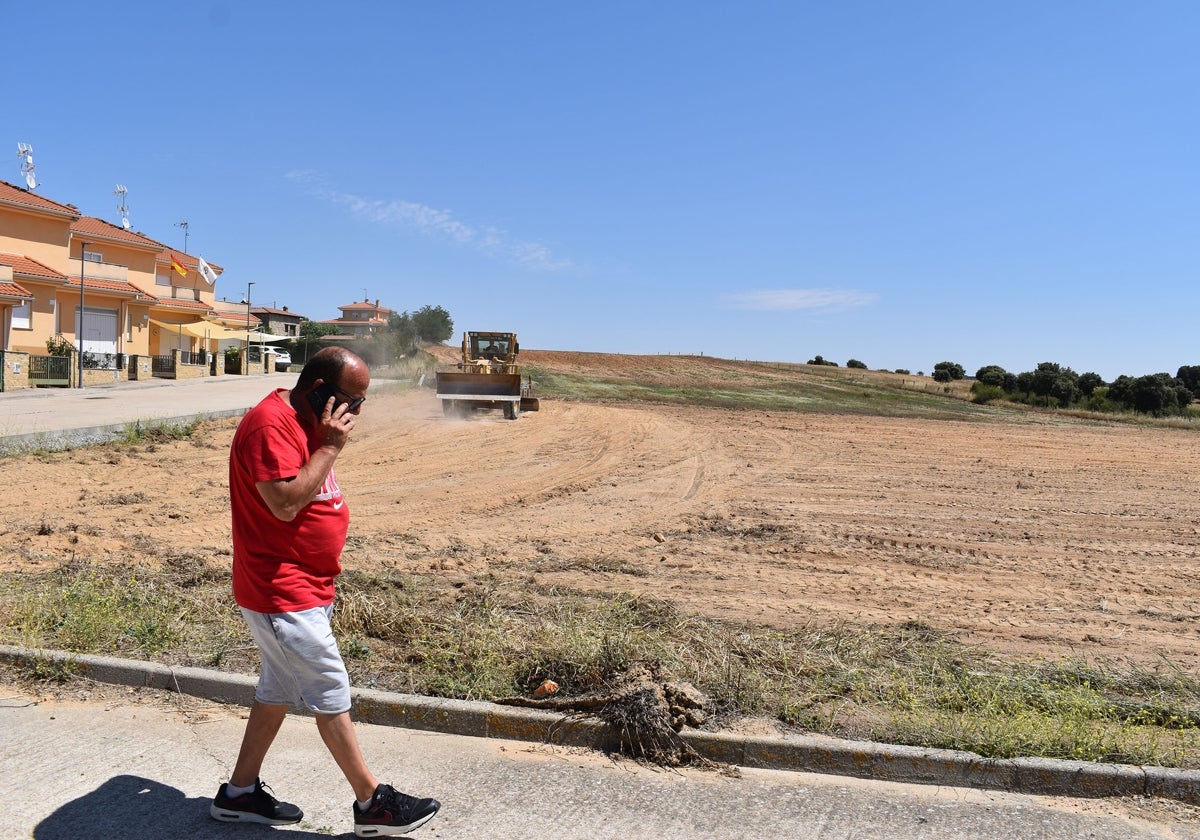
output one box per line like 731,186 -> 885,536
9,369 -> 1200,670
346,395 -> 723,553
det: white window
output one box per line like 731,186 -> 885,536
157,272 -> 170,286
83,249 -> 103,263
11,300 -> 30,329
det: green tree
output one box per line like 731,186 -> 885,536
1029,362 -> 1067,399
1049,374 -> 1081,408
299,319 -> 338,340
1087,386 -> 1112,412
386,311 -> 420,356
294,319 -> 339,365
932,361 -> 964,383
1107,375 -> 1133,408
1130,374 -> 1175,415
846,359 -> 867,369
974,365 -> 1008,388
411,305 -> 454,343
1176,365 -> 1200,395
1014,371 -> 1034,395
1077,372 -> 1105,397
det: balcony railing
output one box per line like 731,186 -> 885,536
68,257 -> 130,283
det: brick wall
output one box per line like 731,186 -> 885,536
0,351 -> 31,391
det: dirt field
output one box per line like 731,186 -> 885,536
5,351 -> 1200,671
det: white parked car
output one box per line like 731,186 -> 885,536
246,345 -> 292,372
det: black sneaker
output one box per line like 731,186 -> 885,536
353,783 -> 440,837
210,778 -> 303,825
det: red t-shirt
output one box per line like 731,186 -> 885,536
229,389 -> 350,613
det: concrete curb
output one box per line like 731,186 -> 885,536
0,409 -> 249,455
3,644 -> 1198,805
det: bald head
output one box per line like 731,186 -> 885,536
295,347 -> 367,391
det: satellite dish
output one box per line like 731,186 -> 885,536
25,172 -> 37,189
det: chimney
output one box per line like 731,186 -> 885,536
375,299 -> 380,306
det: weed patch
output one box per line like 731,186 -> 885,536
3,561 -> 1199,768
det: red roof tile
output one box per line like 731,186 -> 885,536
251,305 -> 304,317
152,298 -> 214,313
339,301 -> 393,312
0,180 -> 80,219
0,280 -> 32,299
71,217 -> 164,251
62,276 -> 155,297
0,252 -> 67,281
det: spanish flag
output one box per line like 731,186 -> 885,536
171,255 -> 188,277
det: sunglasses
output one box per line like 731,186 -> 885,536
329,383 -> 367,411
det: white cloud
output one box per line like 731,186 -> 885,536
286,171 -> 572,271
723,288 -> 878,311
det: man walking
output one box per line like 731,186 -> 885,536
211,347 -> 440,836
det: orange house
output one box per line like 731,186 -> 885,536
0,178 -> 260,382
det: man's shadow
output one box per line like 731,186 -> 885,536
34,775 -> 346,839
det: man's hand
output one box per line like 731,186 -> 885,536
257,395 -> 357,522
315,395 -> 356,452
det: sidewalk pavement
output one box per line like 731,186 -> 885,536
0,373 -> 288,454
3,643 -> 1200,836
4,660 -> 1199,840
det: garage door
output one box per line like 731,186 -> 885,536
75,306 -> 118,355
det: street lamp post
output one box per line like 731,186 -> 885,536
244,281 -> 254,374
77,241 -> 89,388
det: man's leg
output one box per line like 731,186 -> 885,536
315,710 -> 379,803
229,700 -> 290,787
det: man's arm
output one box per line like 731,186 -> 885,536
255,396 -> 356,522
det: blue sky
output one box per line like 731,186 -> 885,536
9,2 -> 1199,380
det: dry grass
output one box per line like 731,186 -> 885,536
4,559 -> 1200,768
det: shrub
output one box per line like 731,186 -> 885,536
971,383 -> 1005,404
45,335 -> 74,356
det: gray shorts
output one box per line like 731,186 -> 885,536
241,604 -> 352,714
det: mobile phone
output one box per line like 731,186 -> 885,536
306,383 -> 339,416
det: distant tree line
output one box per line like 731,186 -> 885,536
969,361 -> 1199,416
804,353 -> 1198,417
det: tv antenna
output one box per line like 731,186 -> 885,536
16,143 -> 37,190
175,220 -> 189,252
114,184 -> 130,230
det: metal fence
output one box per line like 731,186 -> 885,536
81,352 -> 126,371
29,354 -> 70,386
151,355 -> 175,377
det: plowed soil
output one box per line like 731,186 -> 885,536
5,350 -> 1200,670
